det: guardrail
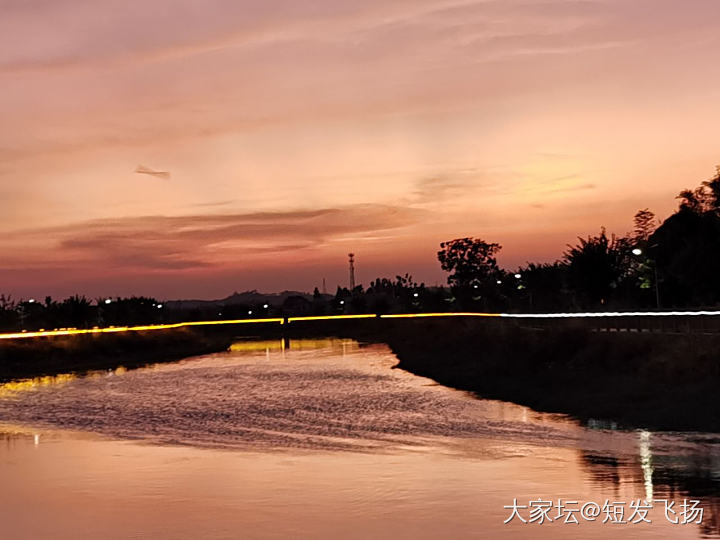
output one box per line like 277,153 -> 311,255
0,318 -> 285,341
3,310 -> 720,340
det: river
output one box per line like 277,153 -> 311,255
0,338 -> 717,539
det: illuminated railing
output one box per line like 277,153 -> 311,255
287,314 -> 377,322
2,310 -> 720,340
499,310 -> 720,318
0,318 -> 284,341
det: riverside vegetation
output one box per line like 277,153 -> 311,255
0,327 -> 232,382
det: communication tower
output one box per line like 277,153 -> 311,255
348,253 -> 356,290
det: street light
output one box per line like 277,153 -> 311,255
514,273 -> 521,279
631,247 -> 660,309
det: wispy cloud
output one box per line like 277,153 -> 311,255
411,170 -> 484,204
2,204 -> 430,271
521,174 -> 596,196
191,200 -> 236,208
135,165 -> 170,179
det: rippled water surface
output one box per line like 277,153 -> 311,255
0,338 -> 718,539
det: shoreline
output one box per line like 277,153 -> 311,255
375,319 -> 720,432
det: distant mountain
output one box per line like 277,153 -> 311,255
165,290 -> 320,309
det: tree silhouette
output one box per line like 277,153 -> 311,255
515,262 -> 569,311
677,167 -> 720,214
645,167 -> 720,307
437,237 -> 501,289
650,208 -> 720,307
563,229 -> 632,307
438,237 -> 503,308
631,209 -> 658,246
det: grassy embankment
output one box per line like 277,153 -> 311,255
0,327 -> 234,382
371,318 -> 720,432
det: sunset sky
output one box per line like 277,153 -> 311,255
2,0 -> 720,299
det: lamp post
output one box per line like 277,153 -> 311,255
632,248 -> 660,309
653,265 -> 660,310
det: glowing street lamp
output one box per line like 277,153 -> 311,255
514,273 -> 521,279
632,246 -> 660,309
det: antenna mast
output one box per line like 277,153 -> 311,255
348,253 -> 356,290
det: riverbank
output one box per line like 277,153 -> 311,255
375,318 -> 720,432
0,328 -> 232,382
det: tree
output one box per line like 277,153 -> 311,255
514,262 -> 570,311
437,238 -> 502,289
365,274 -> 426,312
631,209 -> 657,246
649,207 -> 720,307
677,166 -> 720,214
562,228 -> 632,307
437,238 -> 503,308
60,295 -> 95,328
650,167 -> 720,306
334,286 -> 351,313
624,209 -> 660,305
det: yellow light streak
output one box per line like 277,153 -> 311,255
287,314 -> 378,322
181,318 -> 284,327
3,310 -> 720,341
0,318 -> 285,341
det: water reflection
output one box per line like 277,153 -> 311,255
0,338 -> 717,539
0,428 -> 37,445
579,430 -> 720,537
639,430 -> 654,500
0,373 -> 78,396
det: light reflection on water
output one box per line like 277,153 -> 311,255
0,338 -> 717,539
